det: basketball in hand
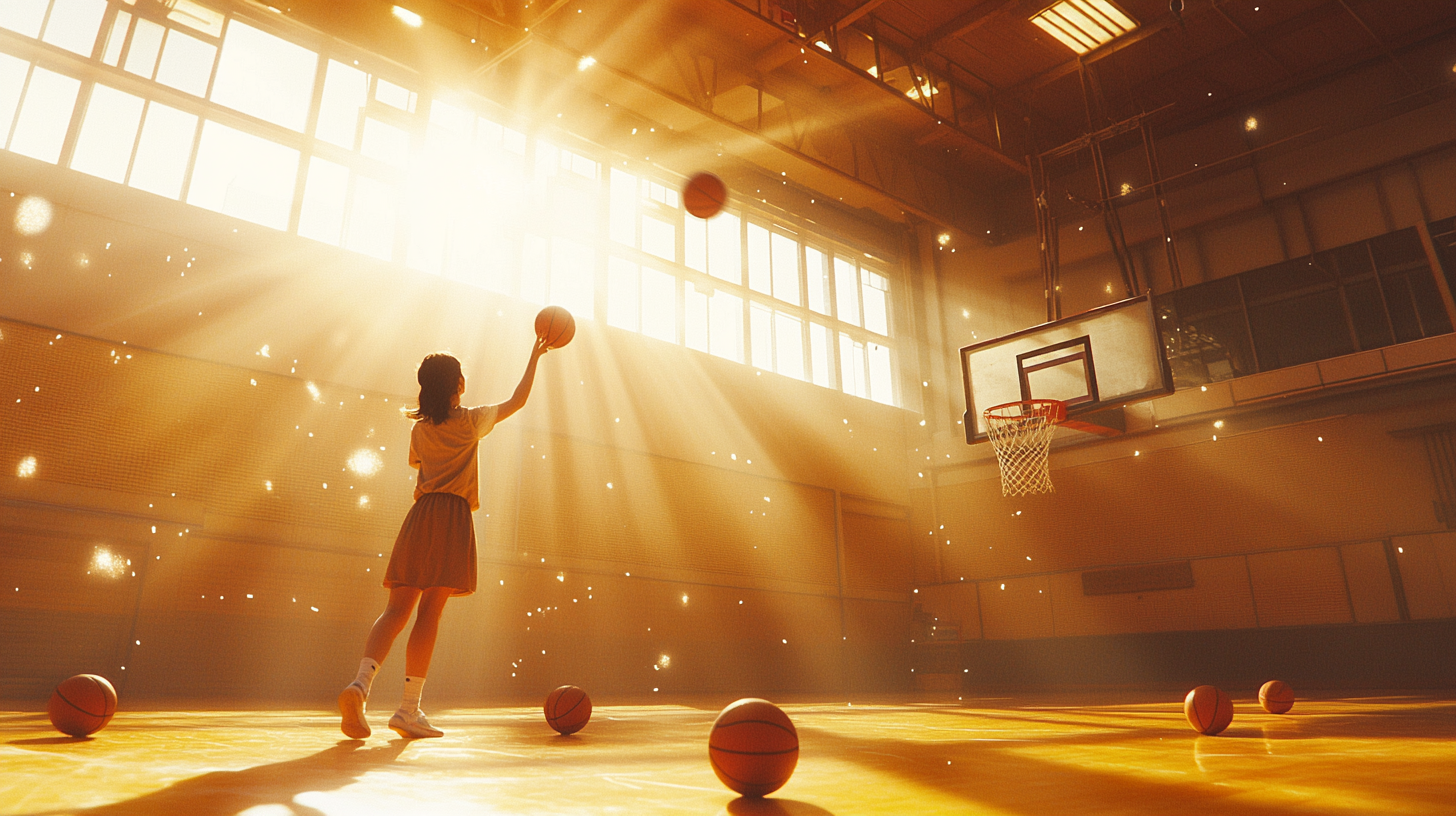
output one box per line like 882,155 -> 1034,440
535,306 -> 575,349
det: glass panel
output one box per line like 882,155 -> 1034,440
771,232 -> 800,305
709,289 -> 743,363
549,236 -> 594,318
684,282 -> 708,352
10,68 -> 80,164
805,246 -> 830,315
834,257 -> 860,325
124,18 -> 164,78
1248,289 -> 1354,371
1241,257 -> 1334,303
129,101 -> 196,198
187,120 -> 299,230
641,266 -> 676,343
1343,279 -> 1394,351
211,20 -> 317,132
554,184 -> 596,236
1379,273 -> 1424,344
684,216 -> 706,273
747,222 -> 771,294
344,174 -> 396,260
775,311 -> 804,380
41,0 -> 108,57
427,99 -> 471,137
867,342 -> 893,405
519,234 -> 547,304
534,141 -> 558,178
862,269 -> 888,334
0,1 -> 47,37
641,216 -> 674,262
360,117 -> 410,167
155,28 -> 216,96
0,54 -> 32,146
840,333 -> 866,398
607,256 -> 638,331
1159,301 -> 1255,388
167,0 -> 224,37
707,211 -> 740,283
101,12 -> 128,65
297,156 -> 349,246
609,168 -> 636,245
316,60 -> 368,148
562,148 -> 596,179
750,302 -> 773,369
1327,243 -> 1374,281
70,84 -> 144,183
375,78 -> 414,111
809,322 -> 832,387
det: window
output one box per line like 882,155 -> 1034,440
298,157 -> 350,246
125,18 -> 165,79
686,283 -> 743,363
316,60 -> 369,148
71,84 -> 145,183
129,101 -> 196,199
862,269 -> 889,334
41,0 -> 108,57
834,257 -> 860,326
155,29 -> 217,96
0,54 -> 25,140
210,19 -> 317,131
10,68 -> 80,164
188,120 -> 300,230
805,246 -> 831,315
0,2 -> 47,38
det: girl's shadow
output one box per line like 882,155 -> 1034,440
21,739 -> 410,816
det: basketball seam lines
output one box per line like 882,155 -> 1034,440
709,746 -> 799,756
55,684 -> 106,719
715,719 -> 795,735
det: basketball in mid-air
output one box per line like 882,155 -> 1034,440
48,674 -> 118,737
535,306 -> 575,349
1184,685 -> 1233,735
708,698 -> 798,797
544,684 -> 591,735
1259,680 -> 1295,714
683,172 -> 728,219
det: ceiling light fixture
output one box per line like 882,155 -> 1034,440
392,6 -> 422,27
1031,0 -> 1138,55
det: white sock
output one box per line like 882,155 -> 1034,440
401,675 -> 426,714
354,658 -> 380,696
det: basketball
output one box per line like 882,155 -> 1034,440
544,684 -> 592,735
1184,685 -> 1233,736
535,305 -> 575,349
1259,680 -> 1295,714
708,698 -> 798,797
48,674 -> 118,737
683,172 -> 728,219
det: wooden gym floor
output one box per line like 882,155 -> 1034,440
2,693 -> 1454,815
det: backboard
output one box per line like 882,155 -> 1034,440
961,295 -> 1173,443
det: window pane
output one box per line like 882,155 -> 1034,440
42,0 -> 107,57
708,211 -> 740,283
642,216 -> 674,262
609,168 -> 636,245
316,60 -> 367,148
684,216 -> 706,273
840,333 -> 866,398
771,232 -> 800,305
775,311 -> 804,380
835,257 -> 860,325
345,175 -> 396,260
1248,290 -> 1354,371
809,322 -> 832,387
155,29 -> 216,96
375,78 -> 414,112
549,236 -> 594,319
0,1 -> 47,37
555,184 -> 596,235
10,68 -> 80,164
0,54 -> 30,144
100,12 -> 128,65
1343,279 -> 1394,351
187,120 -> 299,230
129,101 -> 196,199
607,256 -> 638,331
641,266 -> 676,343
428,99 -> 472,137
709,290 -> 743,363
168,0 -> 224,37
361,117 -> 410,167
747,223 -> 771,294
862,271 -> 888,334
71,84 -> 144,183
685,282 -> 708,352
297,157 -> 349,246
750,302 -> 773,369
124,18 -> 164,78
211,20 -> 317,132
867,342 -> 893,405
520,234 -> 547,304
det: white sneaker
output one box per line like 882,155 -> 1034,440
338,682 -> 370,739
389,708 -> 444,739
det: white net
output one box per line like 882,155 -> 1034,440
984,400 -> 1065,497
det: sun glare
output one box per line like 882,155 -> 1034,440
17,456 -> 36,478
90,547 -> 127,579
14,195 -> 52,236
347,449 -> 383,476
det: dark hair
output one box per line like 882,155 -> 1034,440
408,353 -> 462,424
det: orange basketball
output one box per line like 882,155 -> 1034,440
534,306 -> 575,349
708,698 -> 798,797
1259,680 -> 1295,714
1184,685 -> 1233,736
683,172 -> 728,219
544,684 -> 591,735
48,674 -> 118,737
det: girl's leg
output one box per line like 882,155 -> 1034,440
389,587 -> 453,739
340,587 -> 421,739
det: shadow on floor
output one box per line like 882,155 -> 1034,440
725,797 -> 834,816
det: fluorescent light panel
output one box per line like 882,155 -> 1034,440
1031,0 -> 1137,55
392,6 -> 422,27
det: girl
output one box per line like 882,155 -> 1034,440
340,338 -> 549,739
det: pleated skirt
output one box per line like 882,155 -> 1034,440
383,492 -> 476,596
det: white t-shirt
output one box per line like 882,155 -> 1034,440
408,404 -> 499,510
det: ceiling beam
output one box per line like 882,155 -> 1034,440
906,0 -> 1034,64
821,0 -> 891,34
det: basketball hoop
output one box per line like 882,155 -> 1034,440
983,400 -> 1066,497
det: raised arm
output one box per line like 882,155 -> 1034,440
494,338 -> 549,423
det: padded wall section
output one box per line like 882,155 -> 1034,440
1247,548 -> 1353,628
1394,532 -> 1456,620
1339,541 -> 1402,623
